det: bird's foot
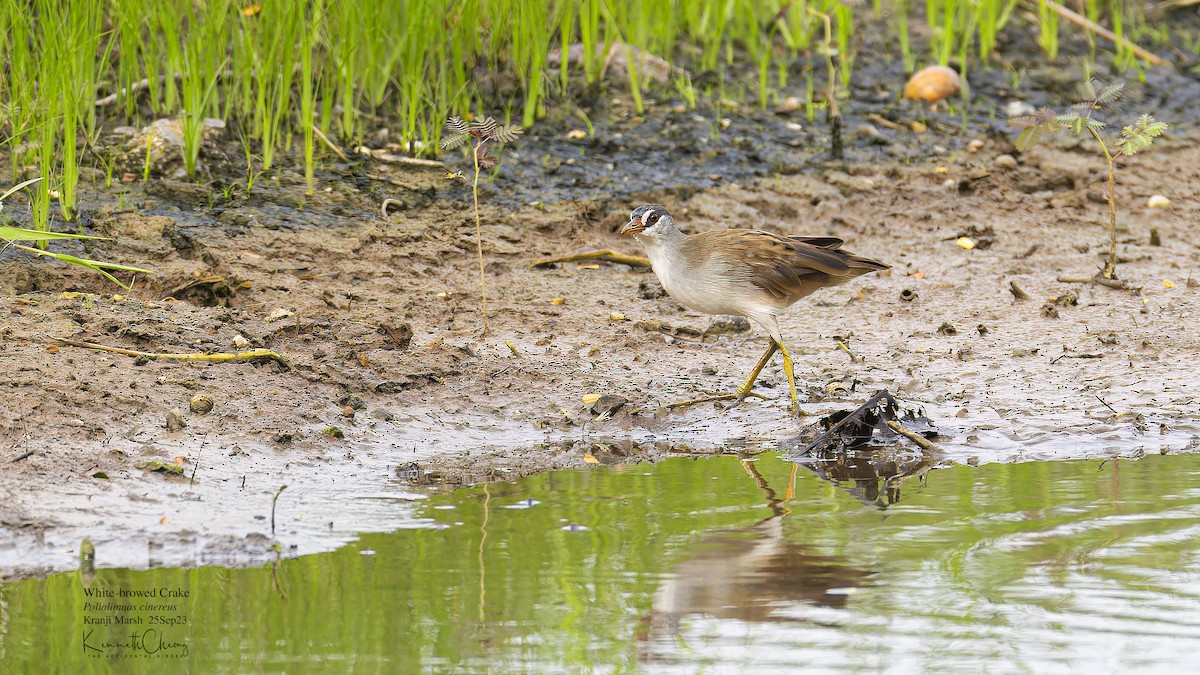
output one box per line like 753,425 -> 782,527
788,400 -> 814,418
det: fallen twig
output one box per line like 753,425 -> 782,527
661,391 -> 768,411
271,484 -> 287,537
834,339 -> 860,363
356,146 -> 444,167
95,77 -> 156,107
886,420 -> 939,451
52,337 -> 291,370
1032,0 -> 1165,66
1056,273 -> 1141,290
312,124 -> 349,163
531,249 -> 650,269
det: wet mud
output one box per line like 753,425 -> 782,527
3,25 -> 1200,577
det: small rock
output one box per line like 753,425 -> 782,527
232,334 -> 249,349
856,124 -> 883,141
591,395 -> 627,417
1147,194 -> 1171,208
937,322 -> 957,336
266,308 -> 294,323
775,96 -> 803,113
967,139 -> 985,153
165,409 -> 187,431
1004,101 -> 1037,118
137,459 -> 184,475
993,154 -> 1017,170
338,393 -> 366,410
638,279 -> 666,299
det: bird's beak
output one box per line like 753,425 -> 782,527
620,219 -> 643,235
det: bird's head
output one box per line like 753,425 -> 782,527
620,204 -> 674,238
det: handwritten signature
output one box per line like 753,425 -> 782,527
83,628 -> 189,657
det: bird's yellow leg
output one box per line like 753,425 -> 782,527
723,338 -> 778,409
663,339 -> 778,413
776,341 -> 810,417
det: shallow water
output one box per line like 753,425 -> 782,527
4,451 -> 1200,672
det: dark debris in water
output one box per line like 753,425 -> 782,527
782,390 -> 939,455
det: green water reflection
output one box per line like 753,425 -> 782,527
4,453 -> 1200,672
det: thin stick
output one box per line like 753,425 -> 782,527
94,77 -> 155,107
271,484 -> 288,537
190,434 -> 207,486
312,124 -> 349,163
1036,0 -> 1165,66
834,339 -> 860,363
662,391 -> 768,410
887,420 -> 939,451
357,147 -> 444,167
531,250 -> 650,269
1056,274 -> 1139,290
52,337 -> 291,369
1095,395 -> 1120,415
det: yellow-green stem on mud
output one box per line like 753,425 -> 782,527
471,143 -> 489,335
1087,126 -> 1119,279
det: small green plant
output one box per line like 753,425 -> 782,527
441,115 -> 523,335
142,130 -> 156,182
809,7 -> 842,160
0,177 -> 153,288
1010,79 -> 1167,281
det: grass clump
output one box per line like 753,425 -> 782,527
0,178 -> 153,288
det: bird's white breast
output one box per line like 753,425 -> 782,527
641,235 -> 772,319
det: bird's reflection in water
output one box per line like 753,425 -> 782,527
797,448 -> 934,509
638,459 -> 879,662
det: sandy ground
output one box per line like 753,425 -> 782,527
1,99 -> 1198,578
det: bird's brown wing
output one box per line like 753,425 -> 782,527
699,229 -> 889,302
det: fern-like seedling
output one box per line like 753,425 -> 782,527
1116,114 -> 1168,156
441,115 -> 523,335
1009,79 -> 1167,282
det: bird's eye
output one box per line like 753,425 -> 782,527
645,211 -> 660,225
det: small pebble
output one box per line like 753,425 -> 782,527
993,154 -> 1017,170
1147,194 -> 1171,208
856,123 -> 882,140
232,334 -> 249,349
775,96 -> 803,113
166,409 -> 187,431
1004,101 -> 1037,118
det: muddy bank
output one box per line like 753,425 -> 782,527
4,126 -> 1199,577
4,42 -> 1200,577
